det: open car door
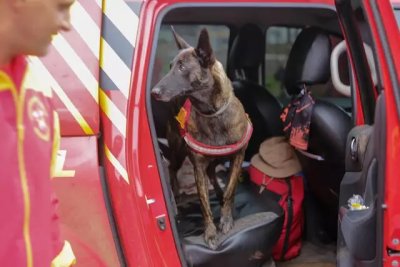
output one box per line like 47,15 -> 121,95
335,0 -> 400,266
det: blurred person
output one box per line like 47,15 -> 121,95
0,0 -> 76,266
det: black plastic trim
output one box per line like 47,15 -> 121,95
335,0 -> 376,124
99,166 -> 127,267
374,94 -> 386,265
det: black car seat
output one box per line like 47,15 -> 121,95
178,179 -> 284,267
284,27 -> 352,239
229,24 -> 283,161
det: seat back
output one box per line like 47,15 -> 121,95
229,24 -> 283,160
228,24 -> 265,84
284,27 -> 352,238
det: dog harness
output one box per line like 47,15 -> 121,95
175,98 -> 253,156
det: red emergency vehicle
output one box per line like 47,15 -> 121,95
33,0 -> 400,266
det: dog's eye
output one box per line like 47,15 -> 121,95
178,62 -> 185,72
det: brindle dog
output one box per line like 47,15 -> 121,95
151,28 -> 250,249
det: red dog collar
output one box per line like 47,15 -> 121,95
175,99 -> 253,156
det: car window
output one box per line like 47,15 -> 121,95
395,9 -> 400,27
151,25 -> 230,87
265,26 -> 301,102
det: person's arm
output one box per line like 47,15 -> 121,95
50,111 -> 76,267
51,240 -> 76,267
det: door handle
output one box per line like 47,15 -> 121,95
350,137 -> 358,161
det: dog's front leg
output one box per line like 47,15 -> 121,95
220,149 -> 245,234
206,161 -> 224,206
190,153 -> 218,249
166,121 -> 187,200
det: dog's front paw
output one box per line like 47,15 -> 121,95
220,214 -> 234,234
204,223 -> 218,250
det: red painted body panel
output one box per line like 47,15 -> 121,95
52,136 -> 119,266
363,2 -> 400,266
100,89 -> 153,267
104,0 -> 184,265
40,1 -> 120,266
151,0 -> 334,3
41,0 -> 102,136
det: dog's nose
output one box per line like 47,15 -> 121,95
151,87 -> 162,99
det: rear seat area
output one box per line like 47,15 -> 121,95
229,24 -> 284,161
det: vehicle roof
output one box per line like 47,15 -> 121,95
142,0 -> 399,6
161,2 -> 339,33
148,0 -> 335,4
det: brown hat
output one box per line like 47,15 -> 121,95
251,136 -> 301,178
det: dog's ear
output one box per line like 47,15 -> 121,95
195,28 -> 215,68
171,26 -> 190,50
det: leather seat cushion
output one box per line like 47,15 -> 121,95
178,179 -> 284,267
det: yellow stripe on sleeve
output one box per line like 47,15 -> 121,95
50,111 -> 61,178
51,240 -> 76,267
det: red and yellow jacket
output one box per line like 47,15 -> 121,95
0,56 -> 75,267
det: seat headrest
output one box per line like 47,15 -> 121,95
229,24 -> 265,81
284,27 -> 332,95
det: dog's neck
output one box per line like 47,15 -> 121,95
189,61 -> 233,116
191,92 -> 233,117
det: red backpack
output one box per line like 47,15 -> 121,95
248,165 -> 304,261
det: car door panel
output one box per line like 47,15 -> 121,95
337,94 -> 386,266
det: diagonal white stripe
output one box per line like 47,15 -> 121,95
101,40 -> 131,98
72,1 -> 132,98
99,90 -> 126,138
30,58 -> 94,135
103,0 -> 138,46
70,2 -> 100,59
52,34 -> 98,103
94,0 -> 101,8
105,144 -> 129,184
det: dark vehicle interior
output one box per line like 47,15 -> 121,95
147,1 -> 387,266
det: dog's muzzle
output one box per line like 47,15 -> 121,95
151,87 -> 163,100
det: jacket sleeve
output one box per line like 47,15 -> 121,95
51,241 -> 76,267
50,110 -> 76,266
